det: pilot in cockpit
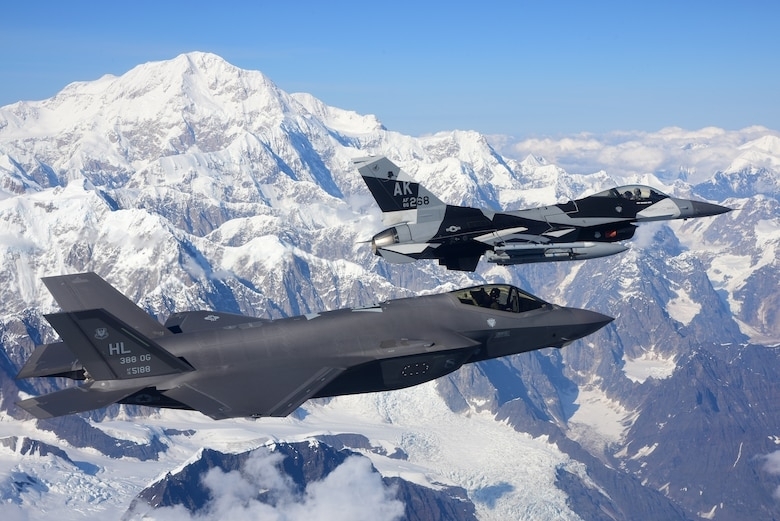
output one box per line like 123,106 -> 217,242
489,288 -> 502,310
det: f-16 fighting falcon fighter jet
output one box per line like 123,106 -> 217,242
354,156 -> 731,271
16,272 -> 611,420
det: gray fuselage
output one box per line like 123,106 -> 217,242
142,286 -> 610,417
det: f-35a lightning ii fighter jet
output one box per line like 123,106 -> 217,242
16,272 -> 611,420
354,156 -> 730,271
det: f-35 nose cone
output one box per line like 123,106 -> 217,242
536,307 -> 615,349
564,308 -> 614,341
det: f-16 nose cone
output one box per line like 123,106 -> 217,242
690,200 -> 731,218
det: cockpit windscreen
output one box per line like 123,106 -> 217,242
452,284 -> 547,313
591,185 -> 666,202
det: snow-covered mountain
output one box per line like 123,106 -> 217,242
1,52 -> 778,520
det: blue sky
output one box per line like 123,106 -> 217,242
1,1 -> 778,137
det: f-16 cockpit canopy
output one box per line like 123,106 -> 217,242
452,284 -> 549,313
591,185 -> 667,202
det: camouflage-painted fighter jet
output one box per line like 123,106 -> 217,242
354,156 -> 730,271
16,272 -> 611,420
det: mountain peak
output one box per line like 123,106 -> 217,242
105,51 -> 286,116
0,52 -> 289,131
0,52 -> 317,174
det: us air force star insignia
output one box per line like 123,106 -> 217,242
94,328 -> 109,340
487,318 -> 496,328
446,225 -> 461,233
204,314 -> 220,322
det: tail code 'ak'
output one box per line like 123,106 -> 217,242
353,156 -> 447,225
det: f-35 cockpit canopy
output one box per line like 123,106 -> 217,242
452,284 -> 549,313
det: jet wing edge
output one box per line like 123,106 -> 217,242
267,366 -> 345,417
162,366 -> 346,420
16,384 -> 142,419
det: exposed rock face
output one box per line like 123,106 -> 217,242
124,441 -> 477,521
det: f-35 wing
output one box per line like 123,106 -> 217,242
162,363 -> 346,420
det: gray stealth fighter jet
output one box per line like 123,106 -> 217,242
16,272 -> 611,420
354,156 -> 731,271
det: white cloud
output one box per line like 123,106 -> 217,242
630,221 -> 665,251
283,457 -> 404,521
763,451 -> 780,474
760,450 -> 780,500
145,448 -> 405,521
497,126 -> 780,184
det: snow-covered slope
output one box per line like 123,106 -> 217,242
1,52 -> 778,521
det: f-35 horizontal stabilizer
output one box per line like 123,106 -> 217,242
16,384 -> 142,419
15,342 -> 84,380
44,309 -> 194,381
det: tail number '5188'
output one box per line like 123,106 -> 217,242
127,365 -> 152,376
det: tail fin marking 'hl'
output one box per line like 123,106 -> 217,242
44,309 -> 193,381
